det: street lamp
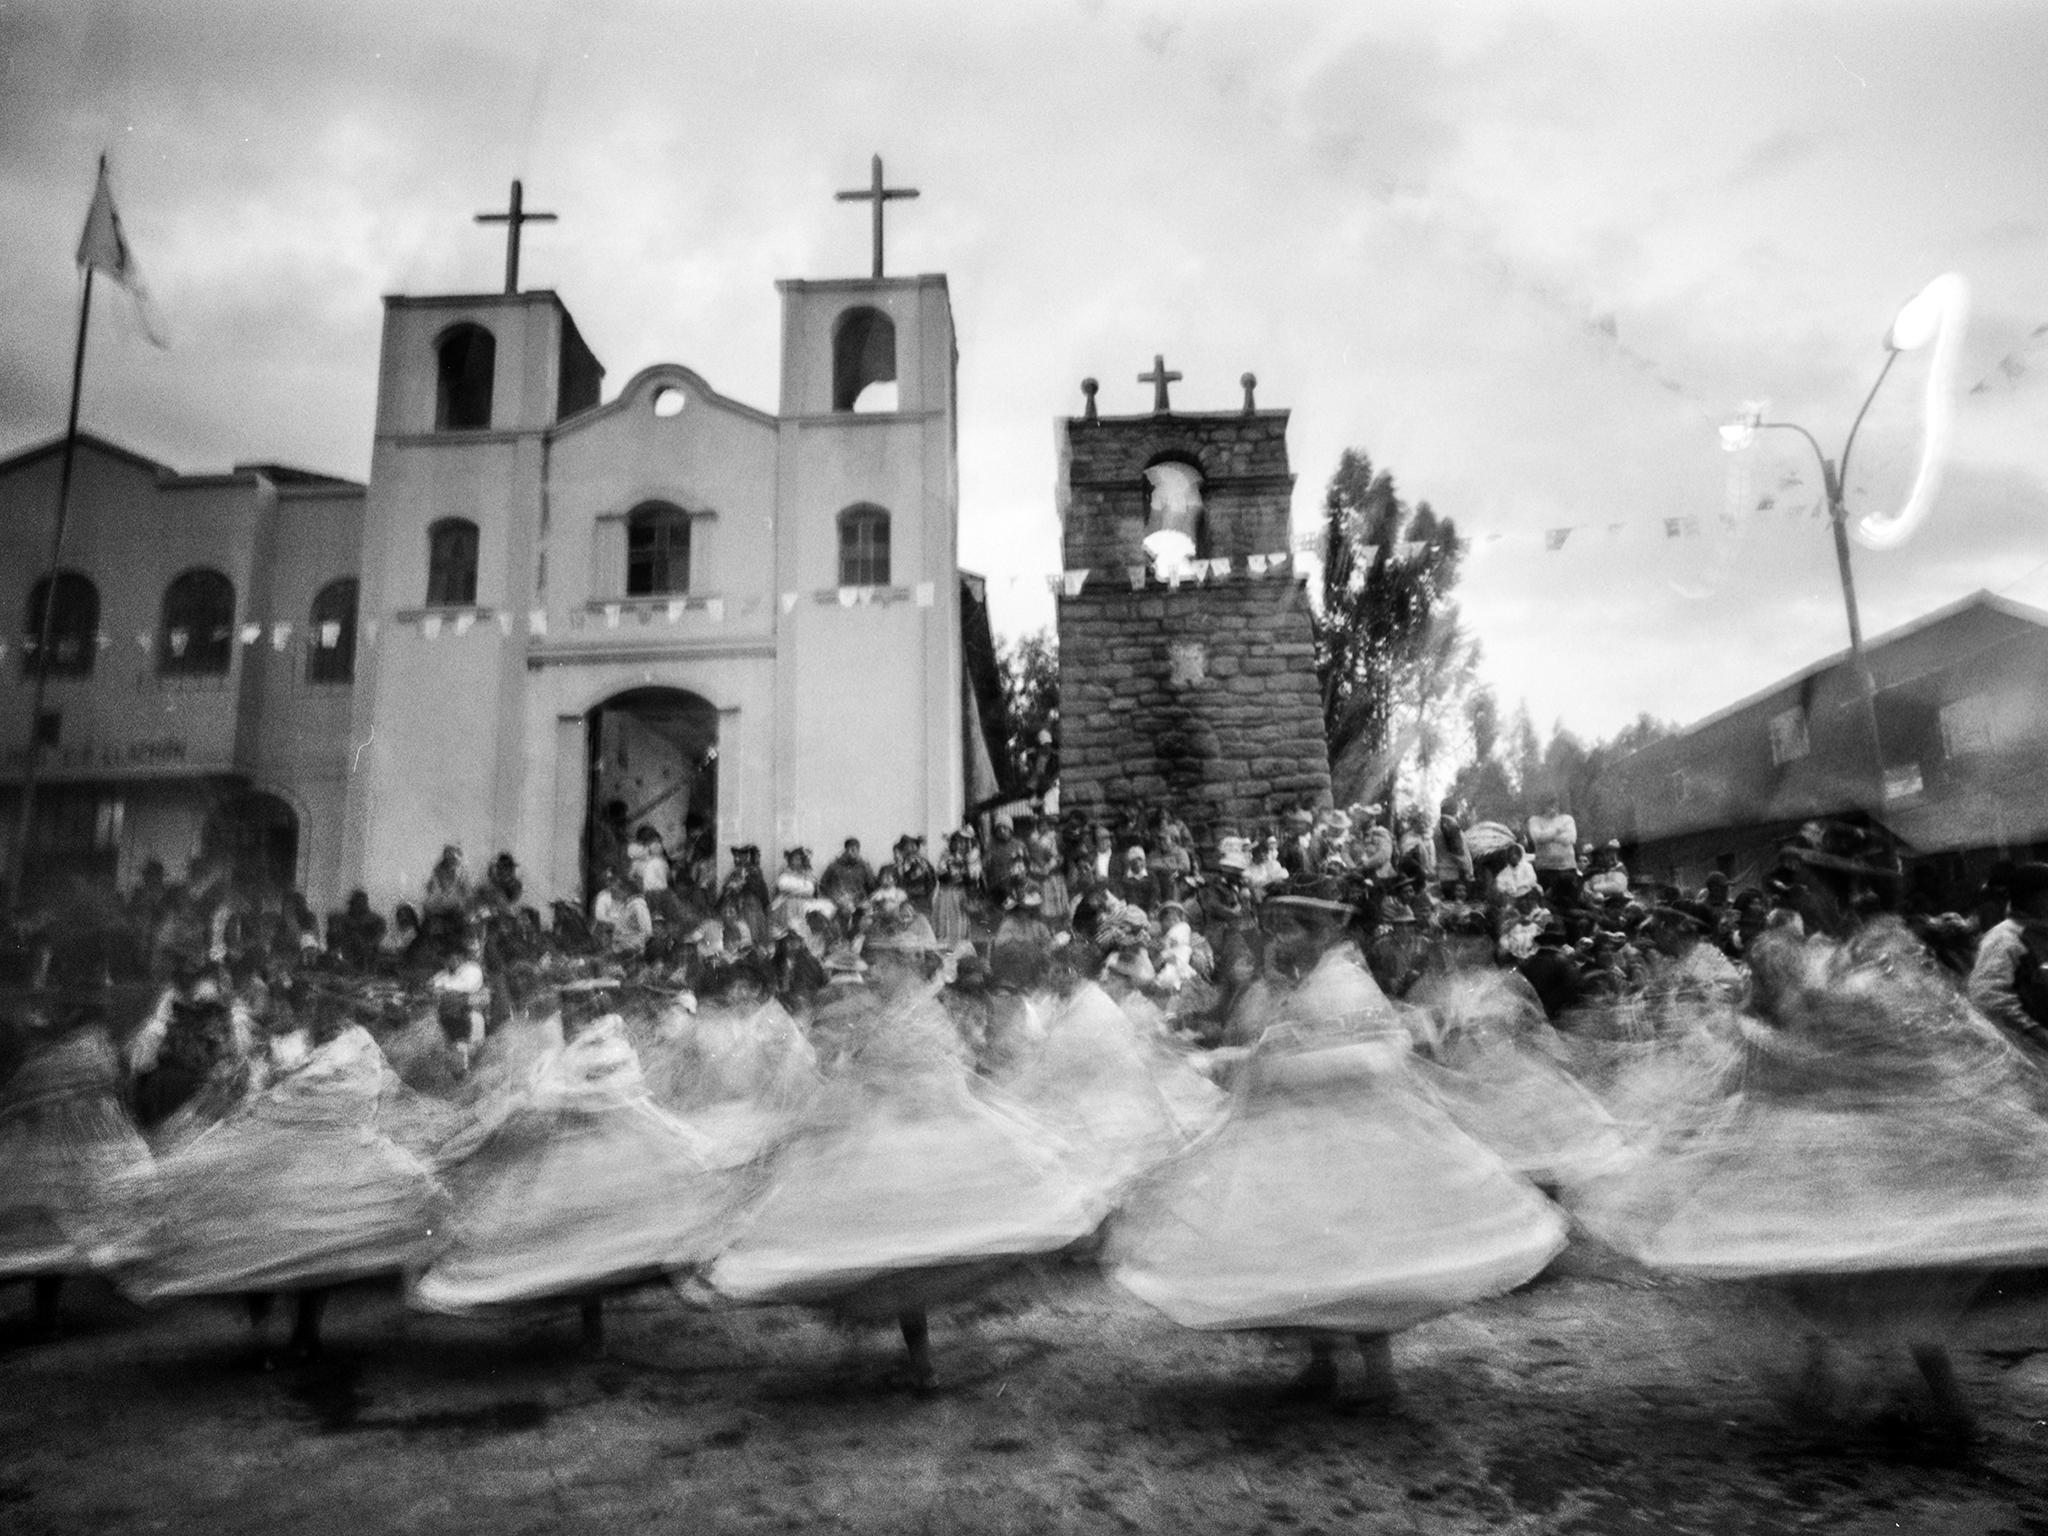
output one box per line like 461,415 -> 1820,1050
1719,274 -> 1970,816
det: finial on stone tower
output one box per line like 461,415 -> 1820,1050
1138,354 -> 1182,414
1240,373 -> 1258,415
1080,378 -> 1099,421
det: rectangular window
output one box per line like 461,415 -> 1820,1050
627,513 -> 692,596
1939,693 -> 1999,758
1768,706 -> 1810,766
839,513 -> 890,587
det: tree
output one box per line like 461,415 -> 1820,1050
1311,448 -> 1475,810
996,628 -> 1059,794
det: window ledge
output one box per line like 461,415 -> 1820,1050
393,605 -> 498,624
582,595 -> 723,612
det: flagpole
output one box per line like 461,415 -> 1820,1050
8,263 -> 95,913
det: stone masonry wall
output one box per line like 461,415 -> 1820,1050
1058,577 -> 1333,851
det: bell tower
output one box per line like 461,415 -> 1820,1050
1055,365 -> 1332,850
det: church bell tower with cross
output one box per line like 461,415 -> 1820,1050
1054,362 -> 1333,851
768,154 -> 965,855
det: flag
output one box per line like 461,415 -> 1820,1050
1061,569 -> 1091,597
527,608 -> 548,636
705,598 -> 725,622
76,157 -> 167,347
1544,528 -> 1573,552
914,582 -> 935,608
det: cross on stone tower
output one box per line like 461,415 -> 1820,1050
475,180 -> 557,295
1138,354 -> 1183,414
835,155 -> 920,279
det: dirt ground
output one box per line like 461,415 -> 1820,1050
4,1251 -> 2047,1536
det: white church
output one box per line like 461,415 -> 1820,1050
0,175 -> 999,915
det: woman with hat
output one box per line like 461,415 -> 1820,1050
413,997 -> 734,1351
1106,885 -> 1565,1407
123,1009 -> 446,1365
887,835 -> 937,915
0,968 -> 155,1336
705,955 -> 1103,1392
931,831 -> 978,951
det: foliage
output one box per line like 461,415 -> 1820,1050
1449,697 -> 1677,840
1311,448 -> 1476,808
997,627 -> 1060,793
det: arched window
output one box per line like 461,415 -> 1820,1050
832,306 -> 898,413
307,578 -> 359,684
436,324 -> 496,430
427,518 -> 479,607
21,571 -> 99,677
838,505 -> 891,587
625,502 -> 693,597
1142,459 -> 1208,572
157,568 -> 236,677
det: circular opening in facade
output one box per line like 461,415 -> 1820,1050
652,386 -> 686,418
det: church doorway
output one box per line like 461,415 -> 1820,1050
584,687 -> 719,902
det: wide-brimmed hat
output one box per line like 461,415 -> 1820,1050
1285,809 -> 1315,830
1262,892 -> 1356,919
1217,835 -> 1252,872
783,846 -> 812,866
822,944 -> 868,976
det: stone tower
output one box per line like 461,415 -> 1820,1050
1055,368 -> 1332,853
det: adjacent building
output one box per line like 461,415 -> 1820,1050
1596,590 -> 2048,896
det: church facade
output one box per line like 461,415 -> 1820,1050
342,271 -> 973,912
4,251 -> 981,915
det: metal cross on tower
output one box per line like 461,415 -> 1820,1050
1138,354 -> 1183,414
475,180 -> 557,295
835,155 -> 920,279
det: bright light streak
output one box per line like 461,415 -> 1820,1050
1855,273 -> 1969,550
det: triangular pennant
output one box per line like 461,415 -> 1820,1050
1247,554 -> 1270,575
319,620 -> 342,648
169,627 -> 190,657
527,608 -> 548,636
422,615 -> 443,639
1544,528 -> 1573,552
706,598 -> 725,622
1061,569 -> 1090,597
780,592 -> 799,614
603,603 -> 621,629
239,623 -> 263,645
1126,565 -> 1147,591
913,582 -> 935,608
666,599 -> 685,623
453,612 -> 475,636
837,587 -> 858,608
270,622 -> 292,650
1358,544 -> 1380,564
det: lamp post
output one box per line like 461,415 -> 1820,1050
1720,274 -> 1970,825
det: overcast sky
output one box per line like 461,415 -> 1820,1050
4,0 -> 2046,742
